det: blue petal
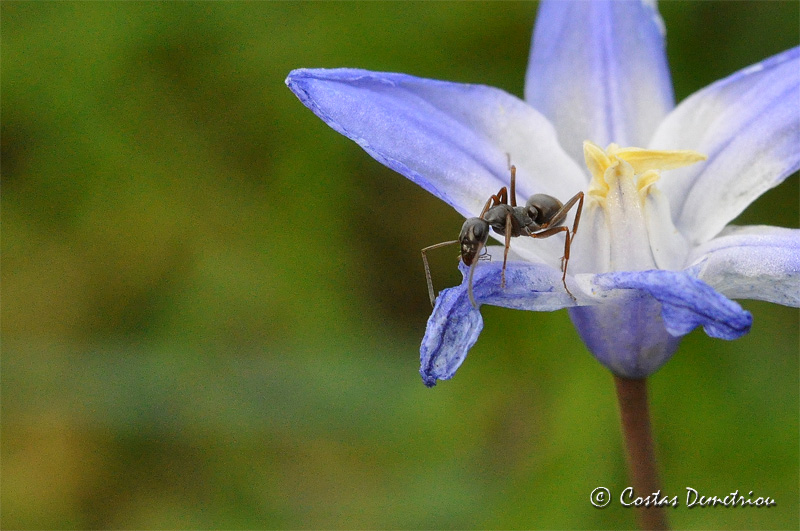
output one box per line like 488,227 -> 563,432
420,260 -> 578,387
570,269 -> 753,377
568,293 -> 681,378
652,46 -> 800,245
419,282 -> 483,388
525,0 -> 674,163
689,225 -> 800,307
286,68 -> 585,219
592,270 -> 752,339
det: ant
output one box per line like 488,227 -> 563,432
421,161 -> 584,309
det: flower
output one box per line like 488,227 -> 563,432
286,1 -> 800,386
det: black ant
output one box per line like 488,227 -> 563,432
422,162 -> 584,308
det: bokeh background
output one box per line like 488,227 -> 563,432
3,1 -> 798,529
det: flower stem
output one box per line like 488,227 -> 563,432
614,376 -> 669,531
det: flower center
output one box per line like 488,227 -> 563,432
581,141 -> 706,271
583,141 -> 706,202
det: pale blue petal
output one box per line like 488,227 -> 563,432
592,270 -> 752,339
567,200 -> 611,276
525,0 -> 674,163
420,260 -> 579,387
568,293 -> 681,378
688,225 -> 800,306
643,185 -> 691,271
651,47 -> 800,245
286,68 -> 586,220
419,283 -> 483,388
570,269 -> 752,377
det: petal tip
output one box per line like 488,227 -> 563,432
702,309 -> 753,340
420,370 -> 438,388
285,67 -> 312,87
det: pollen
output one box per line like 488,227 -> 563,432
583,140 -> 706,203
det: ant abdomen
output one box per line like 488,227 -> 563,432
526,194 -> 564,227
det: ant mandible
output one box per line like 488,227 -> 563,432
422,160 -> 584,309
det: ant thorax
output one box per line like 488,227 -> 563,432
483,204 -> 533,237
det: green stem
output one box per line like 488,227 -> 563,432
614,376 -> 669,530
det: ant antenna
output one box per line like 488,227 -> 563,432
421,240 -> 459,307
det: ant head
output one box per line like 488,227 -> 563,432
459,217 -> 490,266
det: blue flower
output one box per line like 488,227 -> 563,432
287,1 -> 800,386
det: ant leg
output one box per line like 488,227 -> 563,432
421,240 -> 459,307
467,259 -> 479,309
566,191 -> 584,239
529,226 -> 576,300
478,194 -> 496,218
479,187 -> 509,217
554,191 -> 583,275
540,191 -> 585,232
499,187 -> 508,205
531,191 -> 583,300
509,165 -> 517,207
560,230 -> 573,296
502,210 -> 512,288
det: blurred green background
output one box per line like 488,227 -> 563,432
2,1 -> 798,529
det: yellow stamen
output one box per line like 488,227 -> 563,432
636,169 -> 661,198
583,140 -> 706,203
